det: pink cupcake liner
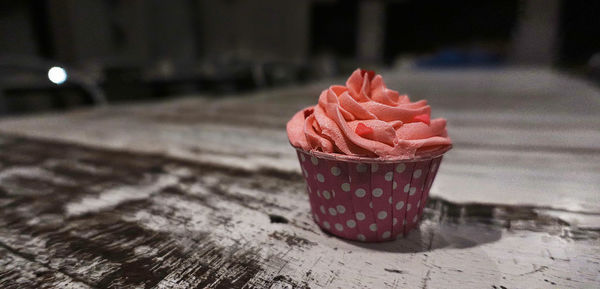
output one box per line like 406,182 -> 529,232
295,147 -> 448,242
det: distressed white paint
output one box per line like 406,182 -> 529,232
65,174 -> 178,216
1,69 -> 599,288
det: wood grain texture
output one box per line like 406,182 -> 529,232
0,69 -> 599,288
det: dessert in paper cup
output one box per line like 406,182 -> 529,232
287,69 -> 451,242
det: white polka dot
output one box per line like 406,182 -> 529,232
393,181 -> 398,190
317,173 -> 325,183
371,164 -> 378,172
404,183 -> 410,193
335,223 -> 344,231
396,201 -> 404,210
372,188 -> 383,198
307,186 -> 312,193
413,169 -> 422,179
346,219 -> 356,228
311,156 -> 318,165
357,234 -> 366,241
300,154 -> 306,161
431,163 -> 437,172
323,221 -> 330,229
303,168 -> 308,177
316,190 -> 321,198
356,212 -> 365,221
377,211 -> 388,220
369,223 -> 378,231
409,187 -> 416,196
382,231 -> 391,239
341,183 -> 350,192
328,208 -> 337,216
393,218 -> 398,225
323,190 -> 331,200
417,200 -> 421,208
331,166 -> 341,176
355,188 -> 366,198
407,204 -> 412,211
320,205 -> 325,214
356,163 -> 367,173
369,201 -> 373,209
384,171 -> 393,181
396,163 -> 406,173
336,205 -> 346,214
314,214 -> 320,222
388,196 -> 392,204
413,215 -> 418,223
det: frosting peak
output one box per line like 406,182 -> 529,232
287,69 -> 451,158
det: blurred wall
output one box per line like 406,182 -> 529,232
198,0 -> 309,62
0,2 -> 38,56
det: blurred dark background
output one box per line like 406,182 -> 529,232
0,0 -> 599,116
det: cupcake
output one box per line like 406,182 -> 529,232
287,69 -> 451,242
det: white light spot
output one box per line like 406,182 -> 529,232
336,205 -> 346,214
377,211 -> 387,220
357,234 -> 366,241
323,221 -> 330,229
314,214 -> 319,222
393,218 -> 398,225
382,231 -> 391,239
320,205 -> 325,214
413,215 -> 418,223
48,66 -> 67,84
300,154 -> 306,162
404,183 -> 410,193
393,181 -> 397,190
388,196 -> 392,204
322,190 -> 331,199
407,204 -> 412,211
335,223 -> 344,231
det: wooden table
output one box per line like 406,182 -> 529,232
0,69 -> 599,288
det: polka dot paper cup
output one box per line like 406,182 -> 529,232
295,146 -> 451,242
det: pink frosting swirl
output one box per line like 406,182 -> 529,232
287,69 -> 451,158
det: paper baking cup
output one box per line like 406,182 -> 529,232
295,146 -> 449,242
